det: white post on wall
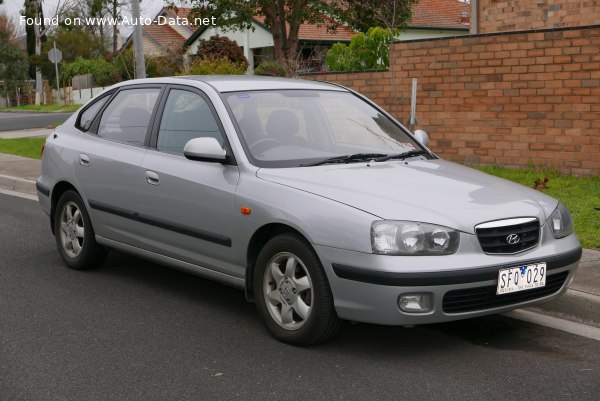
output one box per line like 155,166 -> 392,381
409,78 -> 418,132
471,0 -> 479,34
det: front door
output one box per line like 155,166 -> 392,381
135,87 -> 241,277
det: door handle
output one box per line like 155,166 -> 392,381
145,170 -> 160,186
79,154 -> 90,167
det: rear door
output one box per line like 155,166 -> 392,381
74,85 -> 163,246
135,85 -> 241,276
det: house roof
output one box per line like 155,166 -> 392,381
163,6 -> 197,30
253,15 -> 356,42
120,6 -> 193,54
143,24 -> 187,50
409,0 -> 471,30
185,15 -> 356,47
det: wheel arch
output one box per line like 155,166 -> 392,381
50,181 -> 79,235
245,223 -> 313,302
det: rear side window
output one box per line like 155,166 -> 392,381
77,94 -> 111,132
97,88 -> 160,146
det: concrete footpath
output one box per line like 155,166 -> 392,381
0,128 -> 598,334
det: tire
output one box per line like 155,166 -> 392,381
254,233 -> 342,345
54,190 -> 106,270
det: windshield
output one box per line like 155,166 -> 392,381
224,90 -> 426,168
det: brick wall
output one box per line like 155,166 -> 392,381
476,0 -> 600,33
303,25 -> 600,176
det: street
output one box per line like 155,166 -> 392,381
1,193 -> 598,400
0,112 -> 72,131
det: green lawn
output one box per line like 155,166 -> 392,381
0,137 -> 46,159
0,104 -> 81,112
475,166 -> 600,250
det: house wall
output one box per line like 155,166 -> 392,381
476,0 -> 600,33
185,24 -> 274,57
303,25 -> 600,176
397,28 -> 470,41
143,36 -> 164,56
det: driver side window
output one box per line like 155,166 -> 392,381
156,89 -> 224,155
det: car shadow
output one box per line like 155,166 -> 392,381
88,250 -> 586,362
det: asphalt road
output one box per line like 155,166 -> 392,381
0,112 -> 72,131
1,193 -> 599,401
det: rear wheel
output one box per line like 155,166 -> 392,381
54,190 -> 106,270
254,233 -> 341,345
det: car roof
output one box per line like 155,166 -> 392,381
112,76 -> 348,93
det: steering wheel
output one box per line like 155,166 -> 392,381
250,138 -> 282,154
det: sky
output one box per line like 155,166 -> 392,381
0,0 -> 192,37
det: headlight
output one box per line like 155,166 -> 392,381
547,203 -> 573,238
371,221 -> 460,255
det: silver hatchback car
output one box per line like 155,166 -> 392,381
37,76 -> 582,345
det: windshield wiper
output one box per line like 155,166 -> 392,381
374,150 -> 428,162
301,153 -> 387,167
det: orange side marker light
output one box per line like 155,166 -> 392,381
241,207 -> 252,215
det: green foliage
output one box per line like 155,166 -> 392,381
196,35 -> 248,69
186,58 -> 247,75
0,40 -> 29,97
149,47 -> 186,77
45,27 -> 106,62
254,60 -> 288,77
326,27 -> 396,72
0,137 -> 46,160
341,0 -> 417,32
29,26 -> 108,86
61,57 -> 120,87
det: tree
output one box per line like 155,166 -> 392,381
0,30 -> 29,106
342,0 -> 418,32
190,0 -> 348,75
195,35 -> 248,69
0,13 -> 17,42
32,25 -> 107,84
325,27 -> 395,71
70,0 -> 128,54
190,1 -> 418,75
22,0 -> 74,104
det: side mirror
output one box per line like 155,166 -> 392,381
413,129 -> 430,147
183,137 -> 227,162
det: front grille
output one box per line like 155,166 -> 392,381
442,271 -> 568,313
476,219 -> 540,254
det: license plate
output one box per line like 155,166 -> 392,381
496,263 -> 546,295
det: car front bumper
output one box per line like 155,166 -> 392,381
315,233 -> 582,326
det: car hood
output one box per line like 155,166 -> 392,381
256,159 -> 558,234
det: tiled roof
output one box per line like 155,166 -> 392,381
143,23 -> 186,49
254,15 -> 356,42
165,6 -> 196,27
410,0 -> 471,29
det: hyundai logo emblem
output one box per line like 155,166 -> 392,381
506,234 -> 521,245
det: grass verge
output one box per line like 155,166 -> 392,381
0,137 -> 46,159
475,165 -> 600,249
0,104 -> 80,113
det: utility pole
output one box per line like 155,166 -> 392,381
34,0 -> 42,104
131,0 -> 146,79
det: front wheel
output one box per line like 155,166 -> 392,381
254,233 -> 341,345
54,190 -> 106,270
